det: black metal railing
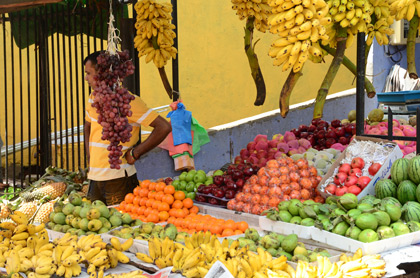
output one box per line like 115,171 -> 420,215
0,1 -> 142,189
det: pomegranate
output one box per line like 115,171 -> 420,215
349,168 -> 362,177
344,176 -> 358,187
334,172 -> 348,185
325,183 -> 337,194
368,163 -> 382,176
335,186 -> 348,196
357,176 -> 371,189
351,157 -> 365,169
348,185 -> 362,195
338,163 -> 351,174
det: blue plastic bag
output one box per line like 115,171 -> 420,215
166,102 -> 192,146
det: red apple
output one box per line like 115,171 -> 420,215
351,157 -> 365,169
368,163 -> 382,176
331,119 -> 342,128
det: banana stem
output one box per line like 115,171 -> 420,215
158,67 -> 173,99
313,27 -> 347,119
279,68 -> 304,118
407,15 -> 419,79
322,44 -> 376,98
244,17 -> 266,106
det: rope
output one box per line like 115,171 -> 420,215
107,0 -> 121,55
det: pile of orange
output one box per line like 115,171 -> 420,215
117,180 -> 199,223
168,214 -> 249,237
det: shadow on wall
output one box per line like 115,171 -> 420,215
135,89 -> 378,180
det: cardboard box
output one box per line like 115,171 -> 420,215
259,217 -> 314,240
311,228 -> 420,254
317,136 -> 403,200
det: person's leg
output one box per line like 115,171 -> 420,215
104,174 -> 139,206
87,180 -> 107,203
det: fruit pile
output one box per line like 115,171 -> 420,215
289,118 -> 356,151
290,147 -> 341,176
195,163 -> 259,206
47,193 -> 140,235
234,134 -> 312,168
117,180 -> 198,223
238,228 -> 332,262
324,157 -> 377,196
376,155 -> 420,206
0,211 -> 135,278
167,213 -> 249,237
136,231 -> 297,278
172,169 -> 212,200
227,157 -> 324,215
272,193 -> 420,242
319,138 -> 397,197
110,222 -> 189,243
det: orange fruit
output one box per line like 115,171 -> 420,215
146,213 -> 159,223
139,188 -> 149,197
234,229 -> 243,235
182,198 -> 193,209
152,200 -> 160,210
155,182 -> 166,192
140,180 -> 151,189
133,186 -> 141,196
148,182 -> 157,191
222,229 -> 234,237
172,200 -> 183,209
162,194 -> 174,205
167,216 -> 176,224
139,197 -> 148,207
148,191 -> 156,200
210,224 -> 223,235
125,203 -> 134,213
124,193 -> 134,204
224,220 -> 237,231
195,222 -> 205,231
174,191 -> 186,200
158,211 -> 169,221
164,185 -> 175,195
237,221 -> 249,232
182,207 -> 189,217
189,206 -> 199,214
133,196 -> 141,206
146,199 -> 154,208
154,191 -> 165,201
138,206 -> 146,215
158,202 -> 170,212
119,201 -> 127,211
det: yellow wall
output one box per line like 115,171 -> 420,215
1,0 -> 358,167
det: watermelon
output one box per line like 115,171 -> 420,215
397,180 -> 417,204
374,179 -> 397,199
417,185 -> 420,203
381,196 -> 402,208
402,201 -> 420,222
391,158 -> 409,185
408,155 -> 420,184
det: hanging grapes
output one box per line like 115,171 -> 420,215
90,0 -> 135,169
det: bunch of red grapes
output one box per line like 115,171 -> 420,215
91,50 -> 135,169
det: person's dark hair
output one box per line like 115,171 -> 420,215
83,51 -> 103,66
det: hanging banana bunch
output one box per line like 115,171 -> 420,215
389,0 -> 419,78
231,0 -> 272,106
134,0 -> 177,98
267,0 -> 331,72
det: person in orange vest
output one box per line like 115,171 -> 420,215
83,51 -> 171,205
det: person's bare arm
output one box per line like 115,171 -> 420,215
126,116 -> 171,164
84,121 -> 91,163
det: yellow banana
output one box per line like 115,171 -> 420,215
110,237 -> 122,251
116,251 -> 130,264
120,237 -> 133,252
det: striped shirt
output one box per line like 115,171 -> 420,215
85,92 -> 158,181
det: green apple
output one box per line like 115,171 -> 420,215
179,180 -> 187,191
179,172 -> 188,181
187,192 -> 196,200
197,170 -> 206,176
205,180 -> 213,186
193,172 -> 207,183
213,170 -> 224,176
172,180 -> 180,190
186,182 -> 195,193
186,170 -> 196,182
206,176 -> 213,183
